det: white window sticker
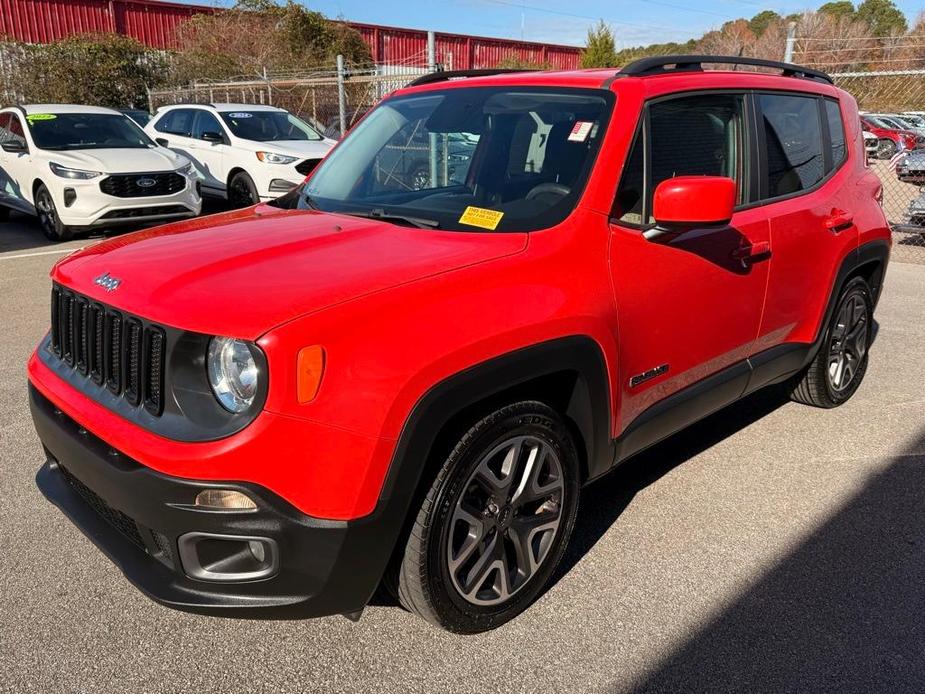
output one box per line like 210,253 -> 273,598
228,112 -> 253,118
568,121 -> 593,142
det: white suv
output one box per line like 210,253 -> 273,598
0,104 -> 201,241
145,104 -> 336,207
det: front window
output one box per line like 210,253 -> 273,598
219,111 -> 322,142
27,113 -> 153,151
298,87 -> 612,232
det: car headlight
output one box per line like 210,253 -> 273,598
49,162 -> 101,180
207,337 -> 260,413
256,151 -> 298,165
179,162 -> 196,176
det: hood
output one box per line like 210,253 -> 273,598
237,139 -> 335,159
52,206 -> 527,339
46,146 -> 187,174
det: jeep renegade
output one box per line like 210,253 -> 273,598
29,56 -> 891,633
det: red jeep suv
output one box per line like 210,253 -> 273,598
29,56 -> 890,633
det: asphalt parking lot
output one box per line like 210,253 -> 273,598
1,214 -> 924,693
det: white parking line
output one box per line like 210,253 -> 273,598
0,248 -> 82,261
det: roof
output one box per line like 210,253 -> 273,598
19,104 -> 122,115
159,103 -> 284,112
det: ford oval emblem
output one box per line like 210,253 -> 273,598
136,177 -> 157,188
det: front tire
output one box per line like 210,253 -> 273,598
228,171 -> 259,209
877,138 -> 897,159
790,277 -> 872,408
35,184 -> 73,242
396,401 -> 580,633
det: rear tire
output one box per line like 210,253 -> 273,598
877,138 -> 897,159
35,184 -> 73,242
228,171 -> 259,209
789,277 -> 872,408
396,401 -> 580,633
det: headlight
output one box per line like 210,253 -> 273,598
207,337 -> 260,413
256,151 -> 298,165
179,162 -> 196,176
49,162 -> 101,179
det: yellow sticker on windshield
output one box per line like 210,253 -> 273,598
26,113 -> 56,122
458,206 -> 504,230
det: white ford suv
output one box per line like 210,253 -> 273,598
0,104 -> 201,241
145,103 -> 336,207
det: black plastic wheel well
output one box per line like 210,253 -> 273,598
226,167 -> 247,187
847,257 -> 885,300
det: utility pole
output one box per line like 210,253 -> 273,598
336,54 -> 347,138
784,21 -> 797,63
427,31 -> 438,188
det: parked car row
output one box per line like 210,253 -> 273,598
860,111 -> 925,159
0,102 -> 336,241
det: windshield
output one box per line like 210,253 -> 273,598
27,113 -> 153,150
904,114 -> 925,127
298,86 -> 612,232
220,110 -> 323,142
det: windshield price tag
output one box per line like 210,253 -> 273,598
459,206 -> 504,230
568,121 -> 593,142
228,112 -> 253,118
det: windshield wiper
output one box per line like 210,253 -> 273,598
336,208 -> 440,229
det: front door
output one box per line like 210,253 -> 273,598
187,109 -> 228,193
609,92 -> 771,431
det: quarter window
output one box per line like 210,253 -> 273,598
759,94 -> 824,198
615,93 -> 746,225
824,99 -> 846,170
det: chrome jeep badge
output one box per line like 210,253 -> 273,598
94,272 -> 121,292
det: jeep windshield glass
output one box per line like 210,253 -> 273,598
299,86 -> 613,232
220,111 -> 323,142
27,113 -> 154,150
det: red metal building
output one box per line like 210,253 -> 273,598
0,0 -> 581,69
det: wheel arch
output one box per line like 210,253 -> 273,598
226,166 -> 248,189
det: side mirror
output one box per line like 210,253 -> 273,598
201,131 -> 224,144
155,137 -> 169,147
645,176 -> 736,241
1,140 -> 27,154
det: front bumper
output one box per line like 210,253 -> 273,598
31,384 -> 387,618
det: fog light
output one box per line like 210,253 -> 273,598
248,540 -> 266,563
194,488 -> 257,511
63,188 -> 76,207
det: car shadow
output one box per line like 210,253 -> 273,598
627,425 -> 925,693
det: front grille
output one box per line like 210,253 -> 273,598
50,286 -> 166,416
59,464 -> 146,550
99,205 -> 190,220
99,172 -> 185,198
295,158 -> 322,176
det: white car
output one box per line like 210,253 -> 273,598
145,104 -> 336,207
0,104 -> 201,242
863,130 -> 879,159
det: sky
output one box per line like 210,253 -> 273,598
288,0 -> 924,48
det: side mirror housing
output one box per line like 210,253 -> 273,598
201,131 -> 224,144
1,140 -> 27,154
645,175 -> 736,240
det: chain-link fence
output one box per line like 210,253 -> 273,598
833,69 -> 925,264
147,58 -> 427,139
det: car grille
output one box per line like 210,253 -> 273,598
50,286 -> 166,416
295,158 -> 322,176
100,172 -> 185,198
59,464 -> 146,550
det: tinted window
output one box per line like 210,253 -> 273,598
192,110 -> 224,140
27,113 -> 151,151
219,110 -> 322,142
615,93 -> 746,225
156,109 -> 194,136
825,99 -> 846,170
0,114 -> 27,147
759,94 -> 824,198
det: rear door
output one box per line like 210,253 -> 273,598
609,91 -> 771,430
753,93 -> 859,352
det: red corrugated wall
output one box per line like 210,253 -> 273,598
0,0 -> 581,67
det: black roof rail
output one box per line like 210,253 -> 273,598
407,68 -> 539,88
615,55 -> 833,85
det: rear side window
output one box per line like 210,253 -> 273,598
155,109 -> 194,136
615,93 -> 746,226
824,99 -> 846,170
759,94 -> 824,198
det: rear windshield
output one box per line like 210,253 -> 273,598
219,111 -> 323,142
298,86 -> 613,232
27,113 -> 153,150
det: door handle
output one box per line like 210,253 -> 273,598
731,240 -> 771,265
825,210 -> 854,233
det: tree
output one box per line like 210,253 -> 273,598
856,0 -> 908,36
495,56 -> 552,69
9,34 -> 164,107
748,10 -> 782,37
581,21 -> 618,68
818,1 -> 856,21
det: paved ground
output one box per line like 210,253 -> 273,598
1,216 -> 924,693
